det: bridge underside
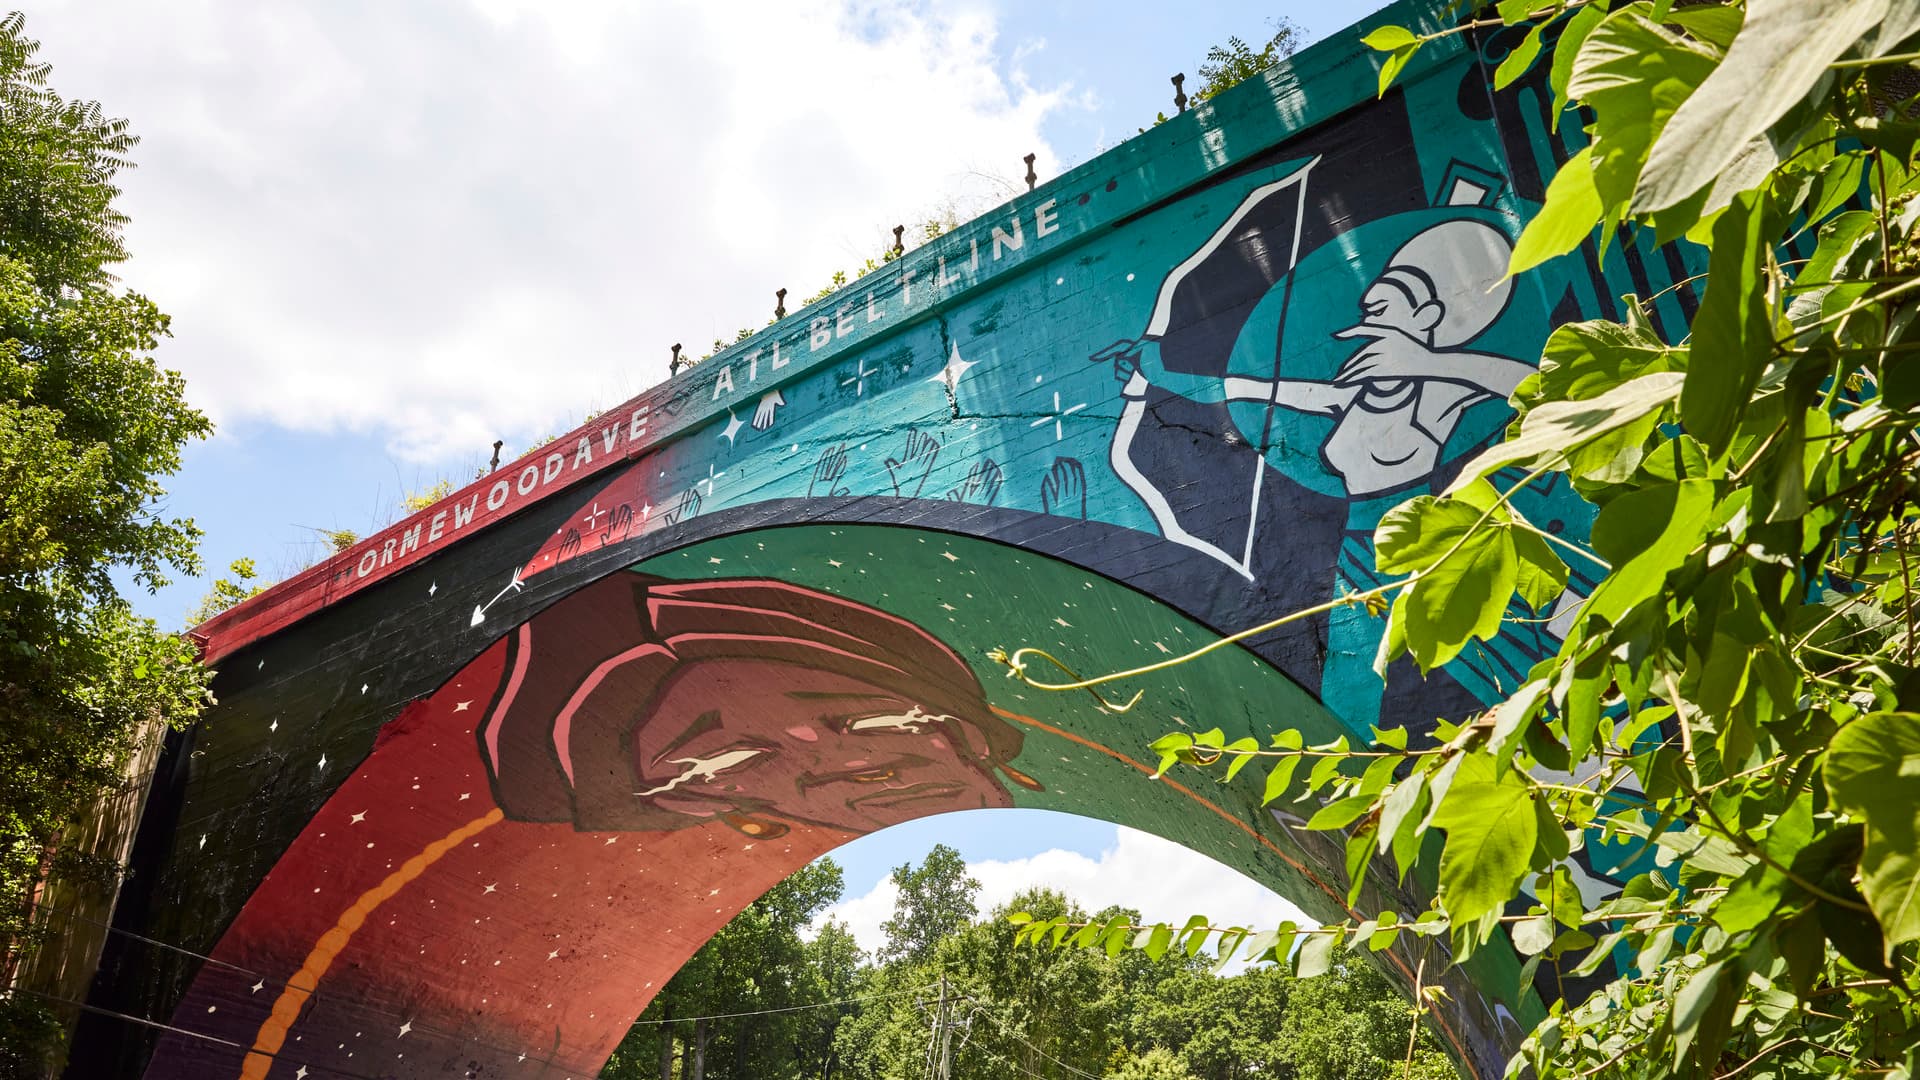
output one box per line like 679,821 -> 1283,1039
73,3 -> 1706,1076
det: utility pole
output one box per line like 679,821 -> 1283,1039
926,973 -> 956,1080
935,973 -> 955,1080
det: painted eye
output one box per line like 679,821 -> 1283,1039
1364,300 -> 1389,318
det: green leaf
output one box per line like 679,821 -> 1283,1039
1488,679 -> 1549,763
1526,318 -> 1680,407
1181,914 -> 1212,957
1308,793 -> 1377,831
1144,922 -> 1173,961
1263,756 -> 1301,805
1584,479 -> 1716,625
1509,144 -> 1605,277
1431,755 -> 1538,925
1825,711 -> 1920,957
1374,495 -> 1489,575
1446,372 -> 1685,491
1376,43 -> 1422,98
1222,737 -> 1259,783
1360,24 -> 1417,52
1511,530 -> 1569,612
1404,529 -> 1517,671
1653,830 -> 1756,879
1638,0 -> 1883,213
1665,4 -> 1745,49
1548,5 -> 1607,130
1307,746 -> 1348,793
1679,189 -> 1775,453
1512,913 -> 1554,956
1567,10 -> 1719,212
1494,22 -> 1546,90
1377,772 -> 1428,857
1671,960 -> 1732,1070
1295,927 -> 1337,977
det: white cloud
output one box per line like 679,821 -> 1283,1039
814,826 -> 1312,967
28,0 -> 1073,461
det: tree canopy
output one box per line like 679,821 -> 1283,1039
606,851 -> 1453,1080
0,10 -> 211,1071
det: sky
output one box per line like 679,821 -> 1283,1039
27,0 -> 1391,958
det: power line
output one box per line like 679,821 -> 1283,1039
623,982 -> 942,1027
10,989 -> 392,1080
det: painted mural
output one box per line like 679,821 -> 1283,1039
75,6 -> 1708,1079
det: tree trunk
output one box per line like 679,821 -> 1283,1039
656,993 -> 675,1080
690,1017 -> 710,1080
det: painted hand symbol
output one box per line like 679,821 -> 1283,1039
943,457 -> 1004,505
1039,457 -> 1087,519
809,444 -> 851,499
752,390 -> 786,431
884,429 -> 941,499
665,486 -> 703,526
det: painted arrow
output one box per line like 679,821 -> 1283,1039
469,567 -> 525,627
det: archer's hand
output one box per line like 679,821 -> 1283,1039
1089,338 -> 1147,384
1332,325 -> 1442,385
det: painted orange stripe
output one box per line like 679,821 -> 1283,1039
238,808 -> 505,1079
988,705 -> 1472,1069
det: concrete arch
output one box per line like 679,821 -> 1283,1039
69,2 -> 1706,1074
129,525 -> 1524,1079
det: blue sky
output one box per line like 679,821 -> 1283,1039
32,0 -> 1388,954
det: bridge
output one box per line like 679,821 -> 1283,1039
73,3 -> 1706,1076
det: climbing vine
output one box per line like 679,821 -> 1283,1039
1002,3 -> 1920,1077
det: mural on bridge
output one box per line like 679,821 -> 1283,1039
81,7 -> 1708,1080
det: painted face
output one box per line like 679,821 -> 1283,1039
626,658 -> 1015,833
1357,277 -> 1430,336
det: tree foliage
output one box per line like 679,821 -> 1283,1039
607,851 -> 1452,1080
1193,22 -> 1304,103
0,11 -> 212,1069
879,841 -> 979,965
1004,3 -> 1920,1078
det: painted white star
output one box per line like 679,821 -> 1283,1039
707,556 -> 724,565
251,980 -> 264,993
296,1068 -> 308,1079
317,754 -> 328,770
350,811 -> 367,825
452,701 -> 471,713
719,411 -> 745,445
397,1020 -> 412,1037
268,719 -> 278,733
458,792 -> 471,801
926,340 -> 978,392
939,603 -> 956,612
604,836 -> 617,845
518,1054 -> 527,1063
483,883 -> 497,894
428,582 -> 438,597
197,834 -> 206,850
360,683 -> 369,694
547,950 -> 560,960
709,888 -> 721,897
1054,617 -> 1072,628
1153,642 -> 1170,653
940,551 -> 959,562
827,559 -> 842,568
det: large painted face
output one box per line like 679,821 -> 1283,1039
1355,276 -> 1440,344
627,658 -> 1015,833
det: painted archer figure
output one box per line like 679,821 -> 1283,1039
1099,216 -> 1532,502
